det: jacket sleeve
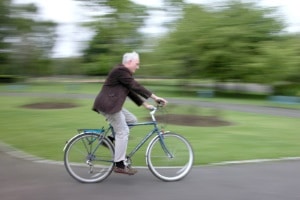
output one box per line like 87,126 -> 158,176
128,91 -> 145,106
118,67 -> 152,100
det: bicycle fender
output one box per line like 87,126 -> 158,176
63,132 -> 88,152
63,129 -> 105,152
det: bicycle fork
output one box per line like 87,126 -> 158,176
158,131 -> 174,159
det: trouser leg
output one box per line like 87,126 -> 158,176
102,108 -> 137,162
122,108 -> 138,124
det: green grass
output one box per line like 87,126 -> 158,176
1,90 -> 300,166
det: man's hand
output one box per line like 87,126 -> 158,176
150,94 -> 168,106
155,97 -> 168,106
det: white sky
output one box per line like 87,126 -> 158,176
13,0 -> 300,57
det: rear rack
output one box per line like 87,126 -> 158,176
77,129 -> 105,134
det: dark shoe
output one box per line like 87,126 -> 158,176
113,166 -> 137,175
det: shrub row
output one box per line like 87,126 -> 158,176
0,75 -> 25,83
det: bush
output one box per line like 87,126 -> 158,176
0,75 -> 25,83
273,83 -> 300,97
214,91 -> 268,100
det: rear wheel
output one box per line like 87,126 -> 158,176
146,132 -> 194,181
64,133 -> 114,183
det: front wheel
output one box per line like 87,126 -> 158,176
64,133 -> 114,183
146,132 -> 194,181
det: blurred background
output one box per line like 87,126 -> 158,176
1,0 -> 300,97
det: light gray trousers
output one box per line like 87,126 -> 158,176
101,108 -> 137,162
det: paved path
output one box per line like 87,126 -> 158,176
169,99 -> 300,118
1,150 -> 300,200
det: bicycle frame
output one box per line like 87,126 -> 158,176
126,121 -> 160,158
120,107 -> 172,160
105,107 -> 171,159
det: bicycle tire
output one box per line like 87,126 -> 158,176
64,133 -> 114,183
146,132 -> 194,181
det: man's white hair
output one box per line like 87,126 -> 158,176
122,51 -> 139,64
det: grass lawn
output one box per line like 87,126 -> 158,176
1,85 -> 300,165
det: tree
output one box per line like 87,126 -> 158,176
148,0 -> 287,83
79,0 -> 148,75
0,0 -> 14,73
0,0 -> 56,76
286,34 -> 300,83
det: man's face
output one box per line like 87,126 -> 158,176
128,59 -> 140,73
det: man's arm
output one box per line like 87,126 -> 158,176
118,67 -> 152,99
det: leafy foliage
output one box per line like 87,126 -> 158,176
0,0 -> 56,76
80,0 -> 148,75
146,1 -> 292,83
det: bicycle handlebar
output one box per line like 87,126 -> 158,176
149,106 -> 157,112
149,102 -> 166,121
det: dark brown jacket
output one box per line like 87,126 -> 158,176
92,64 -> 152,114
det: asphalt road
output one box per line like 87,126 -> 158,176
1,151 -> 300,200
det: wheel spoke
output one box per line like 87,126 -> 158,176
64,133 -> 114,183
147,133 -> 194,181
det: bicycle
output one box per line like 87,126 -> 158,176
63,105 -> 194,182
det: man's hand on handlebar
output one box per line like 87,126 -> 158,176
154,97 -> 168,107
151,94 -> 168,107
143,95 -> 167,110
